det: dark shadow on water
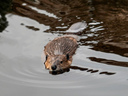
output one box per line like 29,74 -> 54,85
89,57 -> 128,67
49,65 -> 116,75
70,66 -> 116,75
49,68 -> 70,75
0,0 -> 12,32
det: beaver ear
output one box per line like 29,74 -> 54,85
66,54 -> 69,60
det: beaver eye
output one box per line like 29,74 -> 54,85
60,61 -> 63,63
46,55 -> 48,60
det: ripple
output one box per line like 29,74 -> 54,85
0,56 -> 88,88
0,56 -> 116,89
0,13 -> 128,94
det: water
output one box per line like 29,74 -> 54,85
0,0 -> 128,96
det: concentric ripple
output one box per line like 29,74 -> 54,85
0,56 -> 92,88
0,53 -> 127,89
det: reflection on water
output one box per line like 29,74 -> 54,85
0,0 -> 12,32
0,0 -> 128,96
89,57 -> 128,67
49,65 -> 116,75
70,66 -> 116,75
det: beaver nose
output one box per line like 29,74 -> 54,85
51,65 -> 57,70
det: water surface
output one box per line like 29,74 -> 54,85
0,0 -> 128,96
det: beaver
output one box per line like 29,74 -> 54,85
44,21 -> 87,72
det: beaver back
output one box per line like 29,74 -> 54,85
44,36 -> 78,56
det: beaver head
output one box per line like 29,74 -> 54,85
44,54 -> 72,72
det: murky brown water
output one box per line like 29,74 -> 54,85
0,0 -> 128,96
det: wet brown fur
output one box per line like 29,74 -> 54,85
44,36 -> 78,71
